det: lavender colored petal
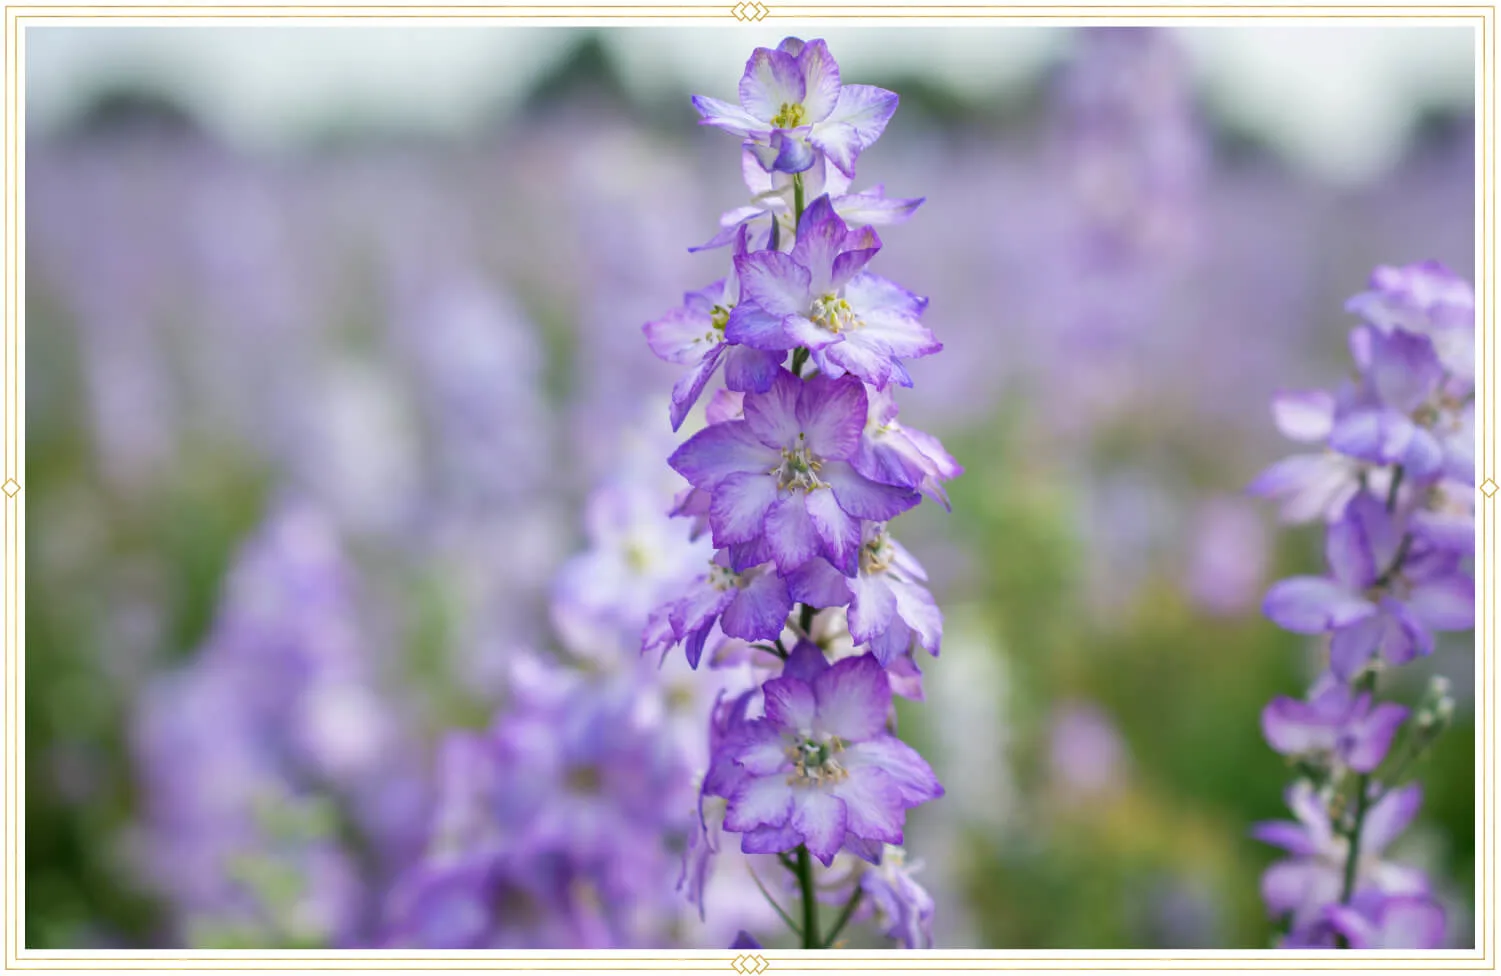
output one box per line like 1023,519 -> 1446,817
764,493 -> 821,573
671,421 -> 780,489
830,766 -> 906,844
1406,574 -> 1475,631
1263,577 -> 1374,633
725,775 -> 795,832
762,673 -> 818,731
787,558 -> 853,608
805,488 -> 861,576
721,570 -> 794,642
724,301 -> 793,352
1361,783 -> 1422,854
736,251 -> 812,319
692,94 -> 767,136
791,790 -> 847,865
1272,390 -> 1337,443
795,39 -> 841,122
723,345 -> 784,393
846,572 -> 897,645
710,472 -> 780,547
823,459 -> 920,521
813,654 -> 891,742
669,344 -> 726,432
739,47 -> 806,121
796,373 -> 868,460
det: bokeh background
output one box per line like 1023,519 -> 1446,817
23,24 -> 1477,949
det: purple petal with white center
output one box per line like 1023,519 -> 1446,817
724,775 -> 794,832
736,251 -> 812,319
1406,574 -> 1475,631
692,95 -> 768,137
764,493 -> 821,573
846,572 -> 897,645
810,84 -> 898,177
1362,783 -> 1422,854
813,654 -> 891,742
644,302 -> 716,365
724,301 -> 793,352
763,674 -> 818,732
892,578 -> 942,655
730,720 -> 793,775
791,790 -> 848,865
842,737 -> 943,804
709,472 -> 780,547
830,766 -> 906,844
1263,576 -> 1374,633
1261,696 -> 1338,757
723,345 -> 784,393
744,369 -> 805,448
741,822 -> 804,855
797,374 -> 868,460
867,619 -> 916,668
1272,390 -> 1337,443
721,570 -> 794,642
669,344 -> 725,431
795,39 -> 841,122
791,195 -> 850,293
823,459 -> 920,521
835,187 -> 924,227
781,313 -> 843,352
806,487 -> 861,576
671,421 -> 780,489
739,48 -> 806,122
787,558 -> 853,608
1246,453 -> 1359,524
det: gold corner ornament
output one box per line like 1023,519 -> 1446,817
731,952 -> 769,974
730,1 -> 769,22
1481,478 -> 1498,498
1,479 -> 18,498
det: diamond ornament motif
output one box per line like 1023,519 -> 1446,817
1482,478 -> 1498,498
731,954 -> 769,974
730,1 -> 768,22
2,479 -> 17,498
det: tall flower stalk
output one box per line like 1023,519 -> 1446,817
643,37 -> 959,950
1250,262 -> 1475,949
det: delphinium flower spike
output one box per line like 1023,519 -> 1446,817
643,37 -> 959,951
1250,262 -> 1474,949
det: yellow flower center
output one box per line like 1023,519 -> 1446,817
772,434 -> 826,492
810,293 -> 860,335
784,734 -> 848,787
772,102 -> 807,129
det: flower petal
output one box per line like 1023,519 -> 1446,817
805,487 -> 861,576
739,48 -> 806,122
842,737 -> 942,804
813,653 -> 891,742
669,344 -> 726,432
725,301 -> 793,351
796,373 -> 868,459
846,572 -> 897,645
1361,783 -> 1422,854
810,84 -> 898,177
709,472 -> 780,547
744,369 -> 805,448
830,765 -> 906,844
762,673 -> 818,733
1271,390 -> 1337,443
725,775 -> 795,832
786,558 -> 853,608
795,39 -> 841,122
736,251 -> 812,319
723,345 -> 784,393
764,493 -> 821,574
791,790 -> 848,865
692,94 -> 767,137
721,570 -> 794,642
1406,574 -> 1474,631
671,420 -> 780,489
823,460 -> 920,521
1263,577 -> 1374,633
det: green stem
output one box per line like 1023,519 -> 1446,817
798,602 -> 817,636
791,346 -> 810,377
1385,464 -> 1405,511
796,844 -> 820,949
822,884 -> 865,948
793,173 -> 806,229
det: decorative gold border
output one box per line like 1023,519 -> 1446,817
1,4 -> 1493,973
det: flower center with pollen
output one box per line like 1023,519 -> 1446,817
704,304 -> 732,344
785,733 -> 848,787
771,102 -> 807,129
860,530 -> 895,576
810,293 -> 859,335
707,561 -> 741,592
773,434 -> 826,492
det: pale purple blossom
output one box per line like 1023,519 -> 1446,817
1261,674 -> 1409,773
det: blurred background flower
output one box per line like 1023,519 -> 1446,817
23,24 -> 1475,949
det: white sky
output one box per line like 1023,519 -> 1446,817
24,25 -> 1476,185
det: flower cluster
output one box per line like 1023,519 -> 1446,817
643,37 -> 956,950
1250,262 -> 1474,949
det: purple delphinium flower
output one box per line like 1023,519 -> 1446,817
704,648 -> 942,866
728,197 -> 941,390
1346,261 -> 1475,383
643,226 -> 787,431
1261,673 -> 1409,773
644,552 -> 793,668
859,845 -> 936,950
1262,491 -> 1474,679
854,385 -> 963,510
692,37 -> 898,177
695,151 -> 923,254
1253,781 -> 1429,931
1247,389 -> 1363,524
669,370 -> 919,576
786,523 -> 941,667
